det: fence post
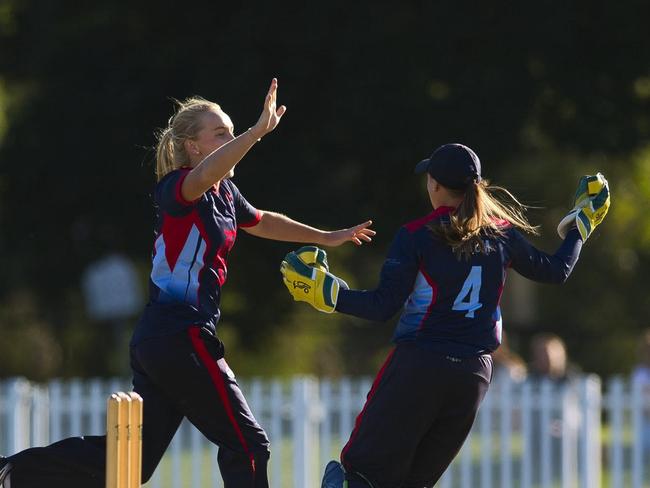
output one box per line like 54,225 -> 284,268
319,378 -> 333,477
631,377 -> 643,488
608,377 -> 624,488
8,378 -> 32,453
500,376 -> 513,488
579,375 -> 601,488
170,419 -> 183,488
32,383 -> 50,447
88,379 -> 104,435
269,380 -> 283,488
49,379 -> 62,442
561,382 -> 579,488
521,381 -> 533,488
339,378 -> 352,444
479,379 -> 493,488
540,379 -> 553,488
69,379 -> 83,437
292,376 -> 318,488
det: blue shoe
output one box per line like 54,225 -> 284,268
321,460 -> 346,488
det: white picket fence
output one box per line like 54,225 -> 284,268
0,374 -> 649,488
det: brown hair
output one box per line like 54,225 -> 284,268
530,333 -> 567,379
429,179 -> 539,260
155,97 -> 222,181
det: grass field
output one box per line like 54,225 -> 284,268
142,427 -> 646,488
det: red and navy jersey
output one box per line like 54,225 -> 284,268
134,169 -> 261,343
336,207 -> 583,357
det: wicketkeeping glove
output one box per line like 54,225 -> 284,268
280,246 -> 348,313
557,173 -> 610,241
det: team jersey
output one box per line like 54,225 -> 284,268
132,169 -> 261,343
336,206 -> 583,357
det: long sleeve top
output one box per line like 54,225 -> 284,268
336,207 -> 583,356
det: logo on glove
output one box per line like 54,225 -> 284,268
292,281 -> 311,293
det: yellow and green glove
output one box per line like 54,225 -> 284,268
280,246 -> 348,313
557,173 -> 611,241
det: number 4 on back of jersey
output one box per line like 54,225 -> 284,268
453,266 -> 483,318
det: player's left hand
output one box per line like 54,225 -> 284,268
557,173 -> 610,241
323,220 -> 376,247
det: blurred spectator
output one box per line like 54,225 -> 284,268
81,252 -> 144,375
81,252 -> 143,322
491,332 -> 527,382
528,333 -> 580,479
528,333 -> 579,382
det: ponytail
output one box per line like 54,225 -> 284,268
429,180 -> 539,260
154,97 -> 222,181
155,127 -> 176,181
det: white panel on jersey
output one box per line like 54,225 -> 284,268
400,271 -> 435,327
150,225 -> 207,306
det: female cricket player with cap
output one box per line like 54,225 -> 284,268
281,143 -> 610,488
0,78 -> 375,488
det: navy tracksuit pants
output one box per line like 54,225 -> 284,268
6,325 -> 270,488
341,342 -> 492,488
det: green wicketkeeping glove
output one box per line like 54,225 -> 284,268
557,173 -> 611,241
280,246 -> 348,313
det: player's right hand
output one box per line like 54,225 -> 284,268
557,173 -> 610,241
251,78 -> 286,139
280,246 -> 348,314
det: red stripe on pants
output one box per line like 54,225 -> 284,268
188,327 -> 255,473
341,348 -> 396,466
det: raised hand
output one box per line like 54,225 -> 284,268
251,78 -> 287,139
324,220 -> 376,247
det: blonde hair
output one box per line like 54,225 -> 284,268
429,180 -> 539,260
155,96 -> 222,181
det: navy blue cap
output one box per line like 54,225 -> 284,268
415,143 -> 482,191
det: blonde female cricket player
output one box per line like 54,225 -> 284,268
281,144 -> 610,488
0,79 -> 375,488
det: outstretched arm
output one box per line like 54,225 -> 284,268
243,211 -> 375,247
508,228 -> 583,284
280,230 -> 415,317
336,226 -> 419,321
